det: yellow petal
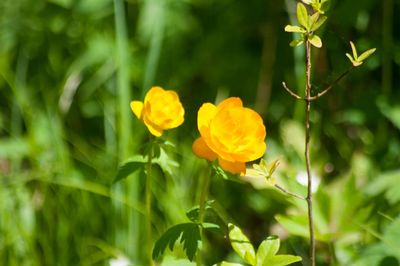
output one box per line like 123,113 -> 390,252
192,137 -> 217,161
218,158 -> 246,176
216,97 -> 243,112
130,101 -> 143,119
144,86 -> 164,103
143,116 -> 163,137
197,103 -> 217,136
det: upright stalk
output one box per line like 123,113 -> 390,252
304,40 -> 315,266
113,0 -> 138,261
197,164 -> 211,266
146,137 -> 155,266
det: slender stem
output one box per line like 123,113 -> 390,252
308,67 -> 354,100
146,137 -> 155,266
282,82 -> 303,100
197,163 -> 212,266
305,40 -> 316,266
283,66 -> 353,102
274,184 -> 305,200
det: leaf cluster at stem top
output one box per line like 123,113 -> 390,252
284,2 -> 327,48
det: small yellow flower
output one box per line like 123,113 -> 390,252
192,97 -> 266,175
130,86 -> 184,137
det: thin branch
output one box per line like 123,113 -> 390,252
282,82 -> 303,100
308,67 -> 354,100
305,40 -> 316,266
274,184 -> 305,200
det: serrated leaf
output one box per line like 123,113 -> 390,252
357,48 -> 376,62
309,35 -> 322,48
113,156 -> 146,183
264,255 -> 302,266
228,223 -> 256,265
289,39 -> 304,47
181,224 -> 201,261
284,25 -> 305,33
256,236 -> 280,265
310,15 -> 327,31
350,41 -> 358,59
152,223 -> 201,261
297,3 -> 309,29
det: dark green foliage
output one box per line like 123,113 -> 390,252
152,223 -> 201,261
113,157 -> 145,183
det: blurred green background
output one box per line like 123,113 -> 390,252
0,0 -> 399,265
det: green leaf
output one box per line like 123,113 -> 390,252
296,3 -> 309,29
289,39 -> 304,47
155,147 -> 179,176
301,0 -> 312,4
264,255 -> 302,266
185,200 -> 214,223
365,169 -> 400,204
284,25 -> 305,33
310,15 -> 327,31
308,13 -> 319,29
152,223 -> 201,261
345,53 -> 362,67
382,217 -> 400,259
350,41 -> 358,59
113,156 -> 146,183
161,256 -> 196,266
216,262 -> 244,266
256,236 -> 280,265
345,53 -> 354,61
357,48 -> 376,62
308,35 -> 322,48
228,223 -> 256,265
202,222 -> 222,235
275,215 -> 309,239
377,99 -> 400,131
213,162 -> 243,182
319,0 -> 330,13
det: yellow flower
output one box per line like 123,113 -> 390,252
130,86 -> 184,137
192,97 -> 266,175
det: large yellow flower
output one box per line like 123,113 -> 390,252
130,86 -> 184,137
192,97 -> 266,175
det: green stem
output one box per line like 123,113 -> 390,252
146,137 -> 155,266
197,164 -> 212,266
305,40 -> 316,266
